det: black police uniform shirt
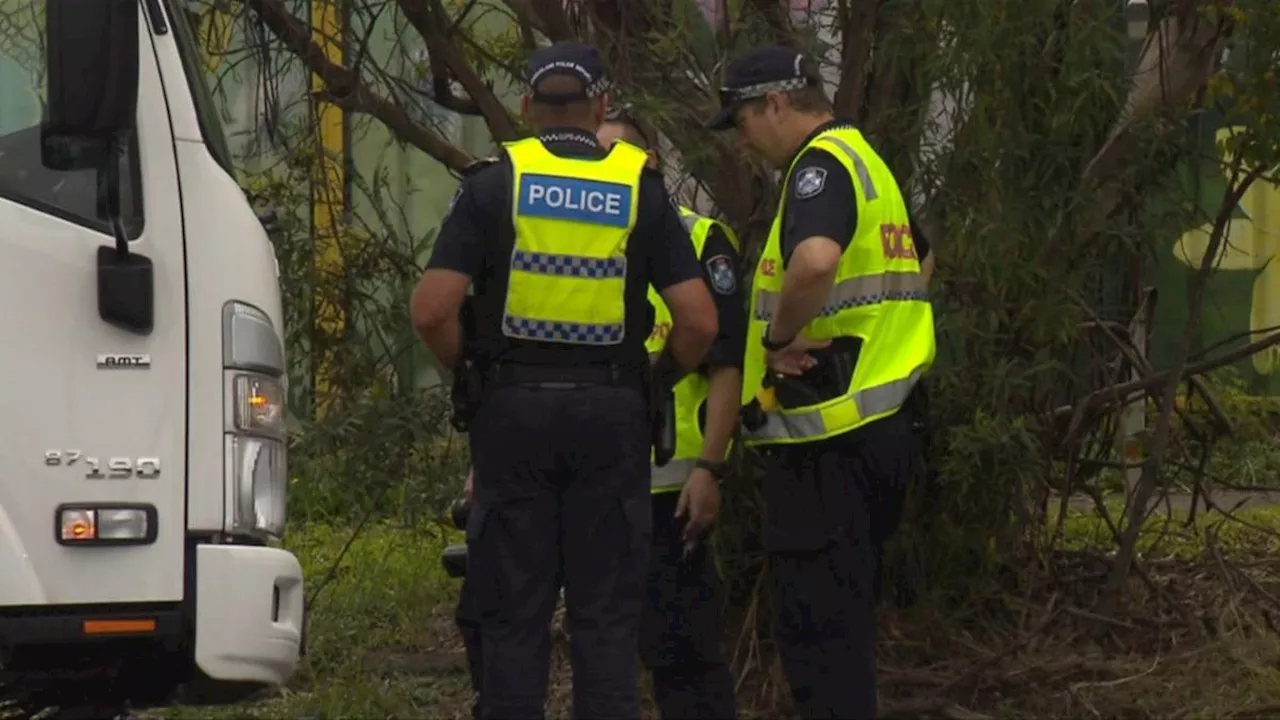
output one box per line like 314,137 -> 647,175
427,128 -> 703,371
690,222 -> 747,434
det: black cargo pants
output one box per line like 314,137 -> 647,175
455,574 -> 485,720
457,566 -> 565,720
460,489 -> 737,720
640,490 -> 738,720
466,382 -> 652,720
760,410 -> 915,720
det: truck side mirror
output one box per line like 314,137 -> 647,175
42,0 -> 152,335
42,0 -> 140,168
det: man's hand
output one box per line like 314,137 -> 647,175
675,468 -> 722,546
766,336 -> 831,376
465,468 -> 474,503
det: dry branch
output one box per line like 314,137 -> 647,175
244,0 -> 475,171
398,0 -> 519,140
1099,163 -> 1269,615
1051,328 -> 1280,423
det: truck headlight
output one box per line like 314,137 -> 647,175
234,374 -> 285,439
225,434 -> 287,538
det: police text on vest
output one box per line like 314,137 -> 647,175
518,174 -> 633,229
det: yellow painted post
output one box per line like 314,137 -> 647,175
310,0 -> 346,416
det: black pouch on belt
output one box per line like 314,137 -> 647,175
772,337 -> 862,409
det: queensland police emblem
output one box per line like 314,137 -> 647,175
706,254 -> 736,295
794,166 -> 827,199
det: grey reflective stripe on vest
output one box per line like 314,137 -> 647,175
744,367 -> 924,442
818,135 -> 878,201
651,458 -> 696,490
753,271 -> 927,321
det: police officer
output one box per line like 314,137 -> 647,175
597,106 -> 743,720
410,41 -> 718,720
705,46 -> 936,719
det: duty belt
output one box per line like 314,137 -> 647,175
485,362 -> 638,389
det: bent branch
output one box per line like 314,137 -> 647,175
245,0 -> 475,171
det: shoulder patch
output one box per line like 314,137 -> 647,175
793,166 -> 828,200
705,254 -> 737,295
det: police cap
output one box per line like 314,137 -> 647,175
526,41 -> 608,106
705,45 -> 822,131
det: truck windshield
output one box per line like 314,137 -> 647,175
165,0 -> 236,176
0,0 -> 144,238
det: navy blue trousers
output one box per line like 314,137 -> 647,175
464,383 -> 652,720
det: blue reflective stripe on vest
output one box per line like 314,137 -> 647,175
516,174 -> 633,228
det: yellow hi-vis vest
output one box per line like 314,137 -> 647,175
646,206 -> 741,493
741,126 -> 935,446
502,137 -> 648,345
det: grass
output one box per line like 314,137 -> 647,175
140,492 -> 1280,719
1053,494 -> 1280,559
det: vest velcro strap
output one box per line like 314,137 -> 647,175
744,366 -> 925,443
753,271 -> 928,321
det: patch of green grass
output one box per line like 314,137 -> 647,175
150,520 -> 471,719
1052,495 -> 1280,559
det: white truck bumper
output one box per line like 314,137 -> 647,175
194,544 -> 304,686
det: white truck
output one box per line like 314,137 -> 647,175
0,0 -> 303,712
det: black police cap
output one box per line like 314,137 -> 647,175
526,42 -> 608,105
705,45 -> 821,130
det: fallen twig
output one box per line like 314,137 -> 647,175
1068,651 -> 1160,693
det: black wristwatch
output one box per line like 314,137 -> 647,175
762,323 -> 793,351
695,459 -> 729,483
